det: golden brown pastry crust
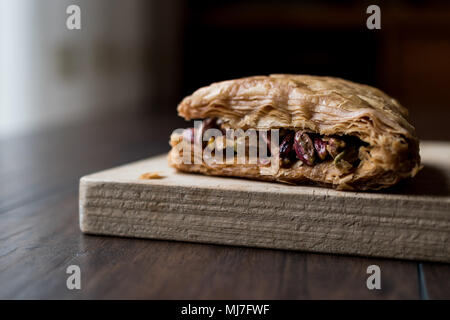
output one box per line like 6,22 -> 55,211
170,74 -> 421,191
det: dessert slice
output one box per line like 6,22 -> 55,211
169,74 -> 421,191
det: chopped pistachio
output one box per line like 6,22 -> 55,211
334,150 -> 356,171
326,137 -> 346,158
334,150 -> 346,164
294,131 -> 316,166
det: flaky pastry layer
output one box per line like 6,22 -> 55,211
169,75 -> 421,190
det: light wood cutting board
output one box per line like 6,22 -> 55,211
79,141 -> 450,263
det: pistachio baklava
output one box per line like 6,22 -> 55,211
168,74 -> 421,191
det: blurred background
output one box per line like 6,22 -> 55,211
1,0 -> 450,140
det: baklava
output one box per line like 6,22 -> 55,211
169,75 -> 421,191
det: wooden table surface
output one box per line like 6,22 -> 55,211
1,112 -> 449,299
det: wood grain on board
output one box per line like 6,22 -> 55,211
79,142 -> 450,263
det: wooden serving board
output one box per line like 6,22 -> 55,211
79,141 -> 450,263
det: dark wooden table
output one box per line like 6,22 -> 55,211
1,112 -> 449,299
